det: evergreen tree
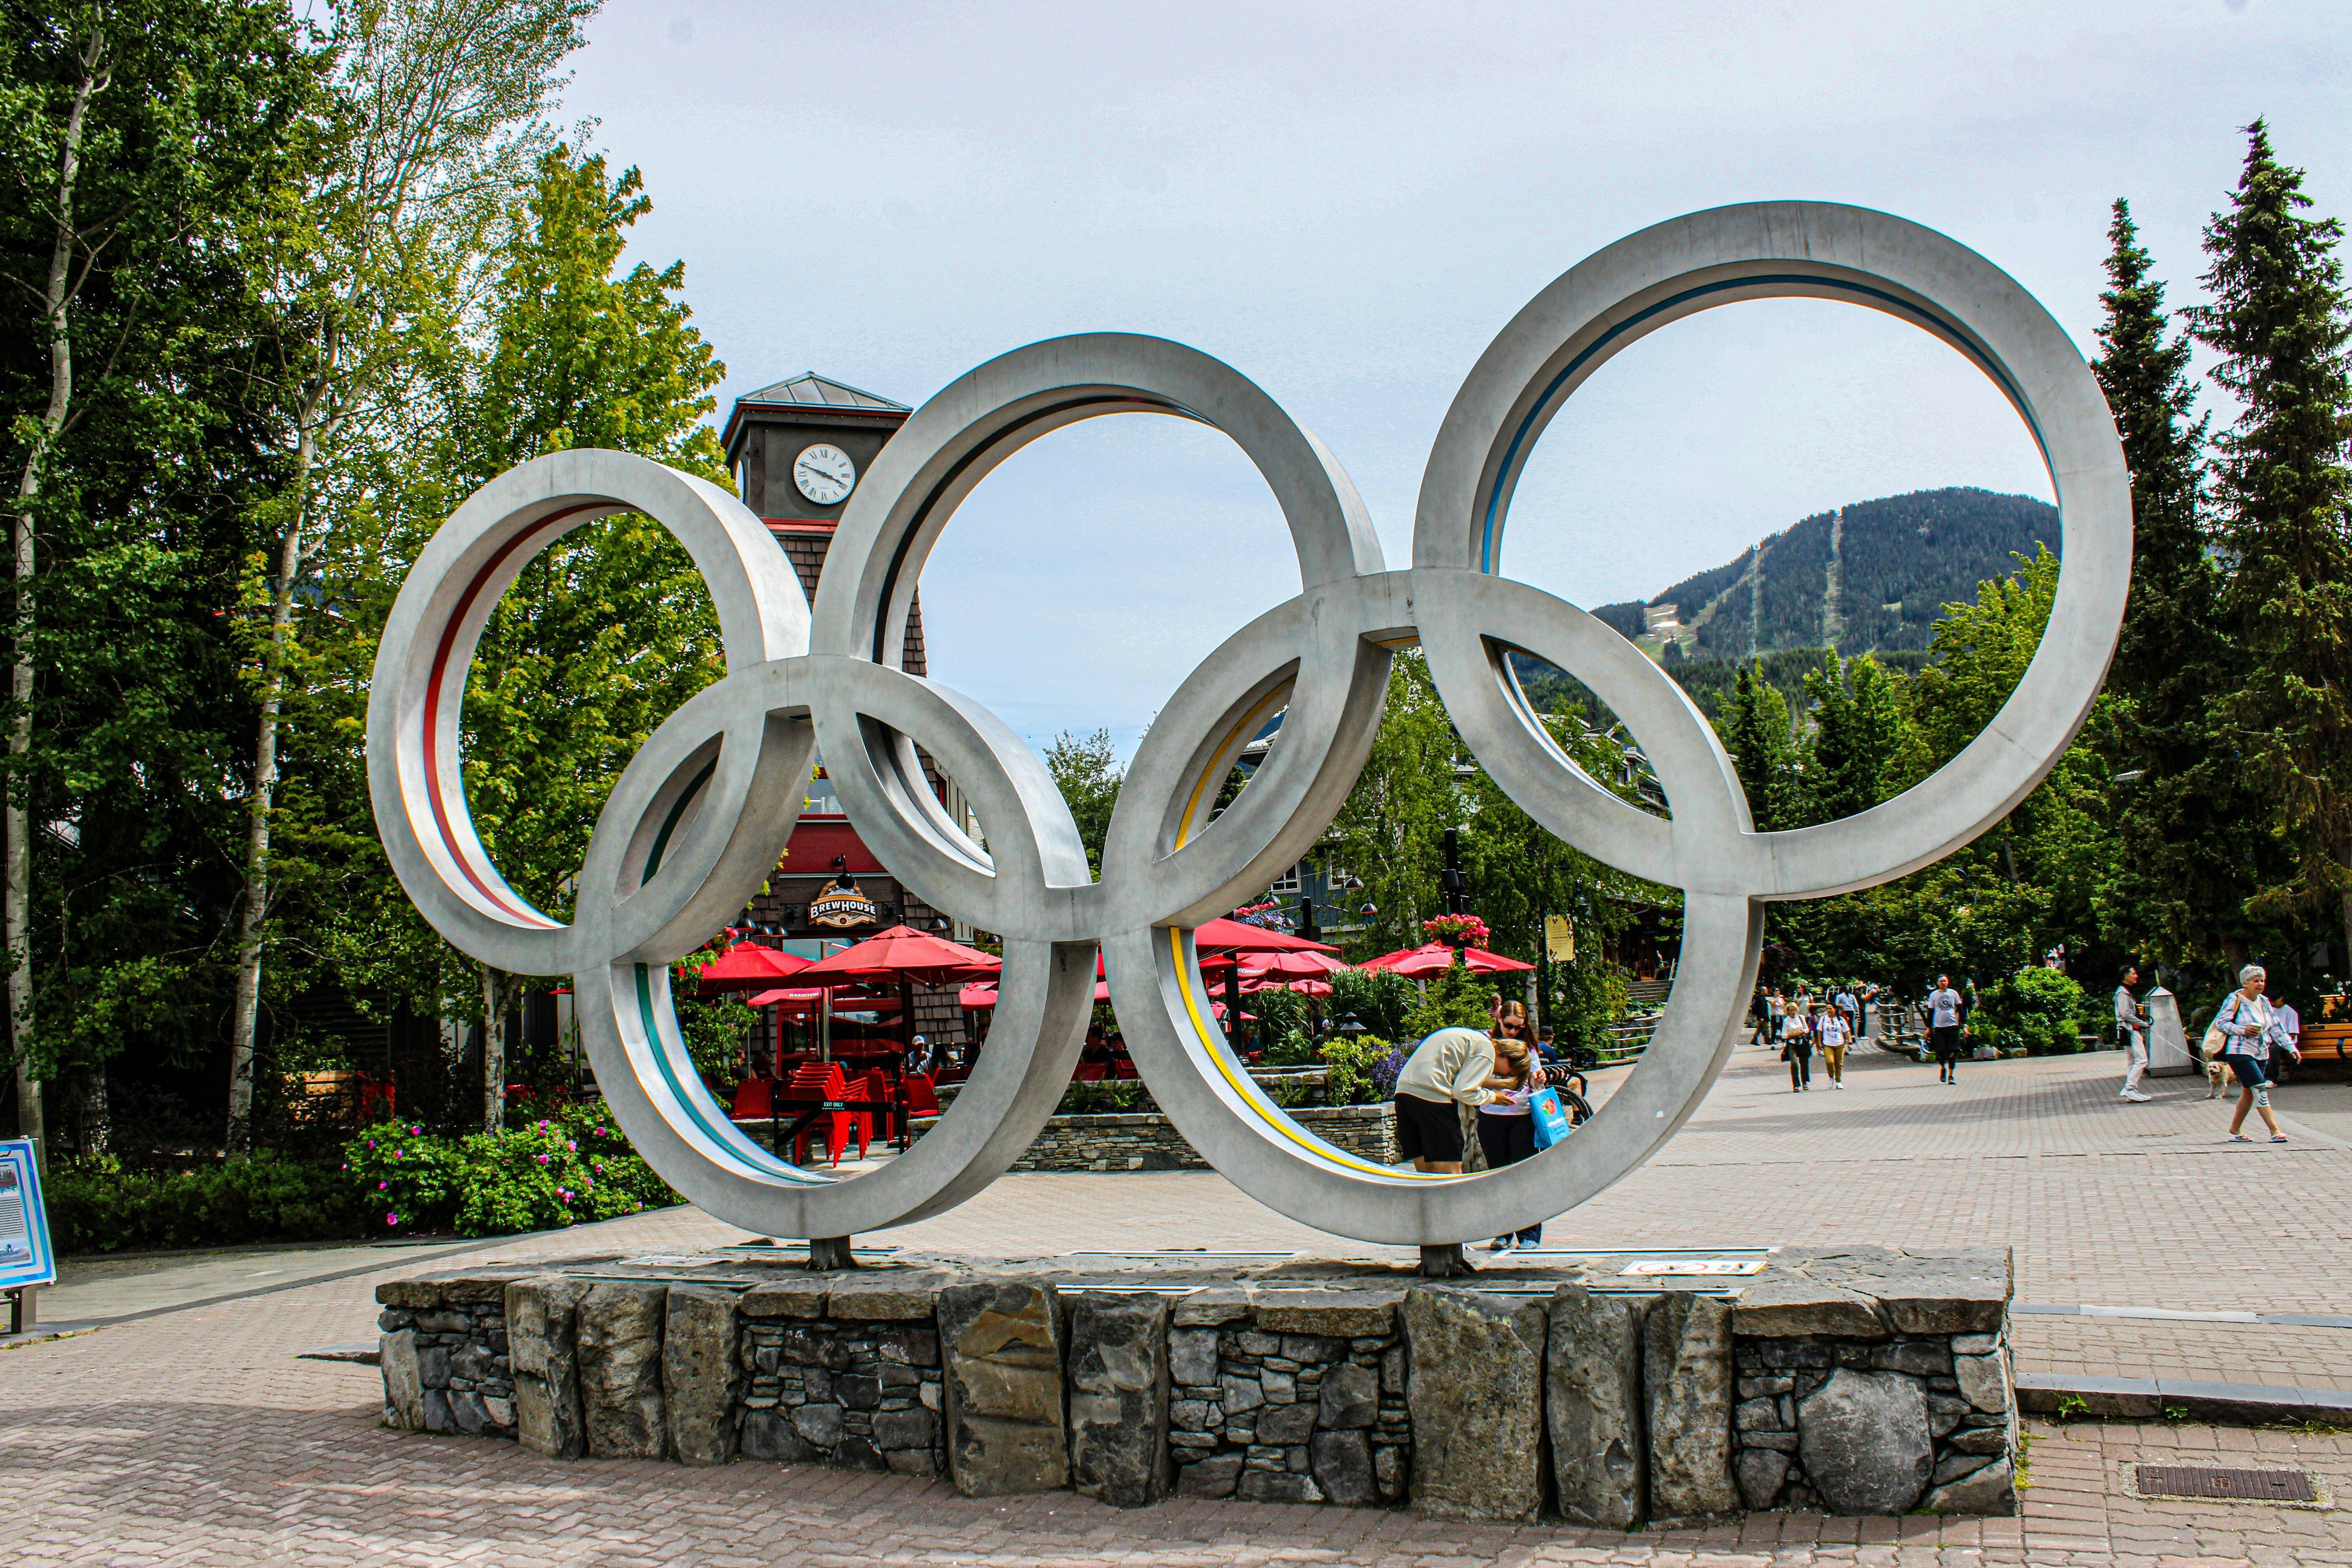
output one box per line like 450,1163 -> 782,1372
2190,121 -> 2352,971
1804,652 -> 1904,823
1722,662 -> 1799,830
2088,196 -> 2268,973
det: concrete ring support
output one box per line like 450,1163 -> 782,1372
369,203 -> 2129,1248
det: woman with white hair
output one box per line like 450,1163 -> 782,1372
2214,964 -> 2299,1144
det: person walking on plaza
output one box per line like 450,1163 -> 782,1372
1479,1034 -> 1549,1250
1816,998 -> 1851,1089
1391,1024 -> 1506,1173
2114,967 -> 2153,1102
1928,975 -> 1965,1084
2215,964 -> 2298,1144
1780,1002 -> 1814,1091
1833,982 -> 1860,1038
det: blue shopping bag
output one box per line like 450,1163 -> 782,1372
1527,1087 -> 1574,1149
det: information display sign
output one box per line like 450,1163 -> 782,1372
0,1138 -> 56,1292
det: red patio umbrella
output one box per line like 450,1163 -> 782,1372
691,940 -> 814,993
797,926 -> 1002,986
1190,916 -> 1341,955
799,926 -> 1004,1074
1359,941 -> 1536,977
1239,949 -> 1350,981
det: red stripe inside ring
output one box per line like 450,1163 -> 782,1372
421,502 -> 607,924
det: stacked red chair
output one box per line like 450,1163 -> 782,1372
784,1062 -> 869,1165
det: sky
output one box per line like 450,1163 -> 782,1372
562,0 -> 2352,755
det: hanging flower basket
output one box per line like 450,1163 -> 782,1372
1422,913 -> 1491,949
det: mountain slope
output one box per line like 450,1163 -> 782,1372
1587,486 -> 2058,660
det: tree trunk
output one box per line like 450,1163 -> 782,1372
224,368 -> 327,1159
480,962 -> 505,1132
9,30 -> 107,1174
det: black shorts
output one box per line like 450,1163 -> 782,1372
2225,1053 -> 2269,1089
1393,1092 -> 1464,1163
1931,1025 -> 1962,1061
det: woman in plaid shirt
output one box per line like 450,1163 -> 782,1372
2216,964 -> 2298,1144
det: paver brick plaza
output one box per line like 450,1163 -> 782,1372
7,1043 -> 2352,1565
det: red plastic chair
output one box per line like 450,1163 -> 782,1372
1111,1058 -> 1140,1080
905,1074 -> 942,1118
730,1080 -> 775,1122
1074,1061 -> 1107,1082
859,1068 -> 895,1143
785,1063 -> 868,1165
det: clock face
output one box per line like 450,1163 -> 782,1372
793,443 -> 857,505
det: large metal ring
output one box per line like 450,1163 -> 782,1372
369,202 -> 2129,1247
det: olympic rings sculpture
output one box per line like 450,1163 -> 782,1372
368,202 -> 2130,1247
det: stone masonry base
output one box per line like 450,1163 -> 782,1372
377,1245 -> 2014,1524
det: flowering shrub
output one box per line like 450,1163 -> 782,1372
1318,1035 -> 1400,1106
1421,913 -> 1491,948
344,1105 -> 678,1238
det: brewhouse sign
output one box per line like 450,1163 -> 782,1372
807,877 -> 878,930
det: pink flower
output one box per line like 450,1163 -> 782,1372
411,1125 -> 423,1135
378,1181 -> 389,1191
385,1213 -> 399,1226
535,1153 -> 550,1164
566,1140 -> 577,1152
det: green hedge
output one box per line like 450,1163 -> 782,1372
47,1153 -> 373,1255
49,1103 -> 683,1254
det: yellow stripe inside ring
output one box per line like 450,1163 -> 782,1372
1165,685 -> 1446,1182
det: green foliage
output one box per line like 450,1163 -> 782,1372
45,1152 -> 372,1256
1319,1035 -> 1397,1106
1978,967 -> 2089,1055
675,993 -> 754,1089
1327,964 -> 1417,1041
1724,662 -> 1801,831
1547,958 -> 1631,1058
1332,652 -> 1461,959
344,1104 -> 677,1237
1054,1079 -> 1157,1116
1399,956 -> 1497,1042
1044,728 -> 1122,878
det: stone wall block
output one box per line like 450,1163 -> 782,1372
1548,1284 -> 1648,1531
380,1328 -> 424,1430
663,1285 -> 744,1467
939,1278 -> 1068,1497
1953,1348 -> 2010,1414
1797,1367 -> 1932,1515
1316,1362 -> 1379,1430
1168,1327 -> 1220,1386
1065,1292 -> 1171,1508
576,1281 -> 669,1461
1402,1287 -> 1546,1523
1924,1454 -> 2016,1515
1644,1290 -> 1737,1522
506,1277 -> 588,1459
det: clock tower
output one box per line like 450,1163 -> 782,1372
720,371 -> 927,674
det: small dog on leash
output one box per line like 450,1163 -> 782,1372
2204,1050 -> 2232,1099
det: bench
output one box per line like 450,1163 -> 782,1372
2296,1022 -> 2352,1069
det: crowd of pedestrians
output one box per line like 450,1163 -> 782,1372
1749,963 -> 2316,1146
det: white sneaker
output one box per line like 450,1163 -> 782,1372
2122,1090 -> 2151,1102
1831,1080 -> 1845,1090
